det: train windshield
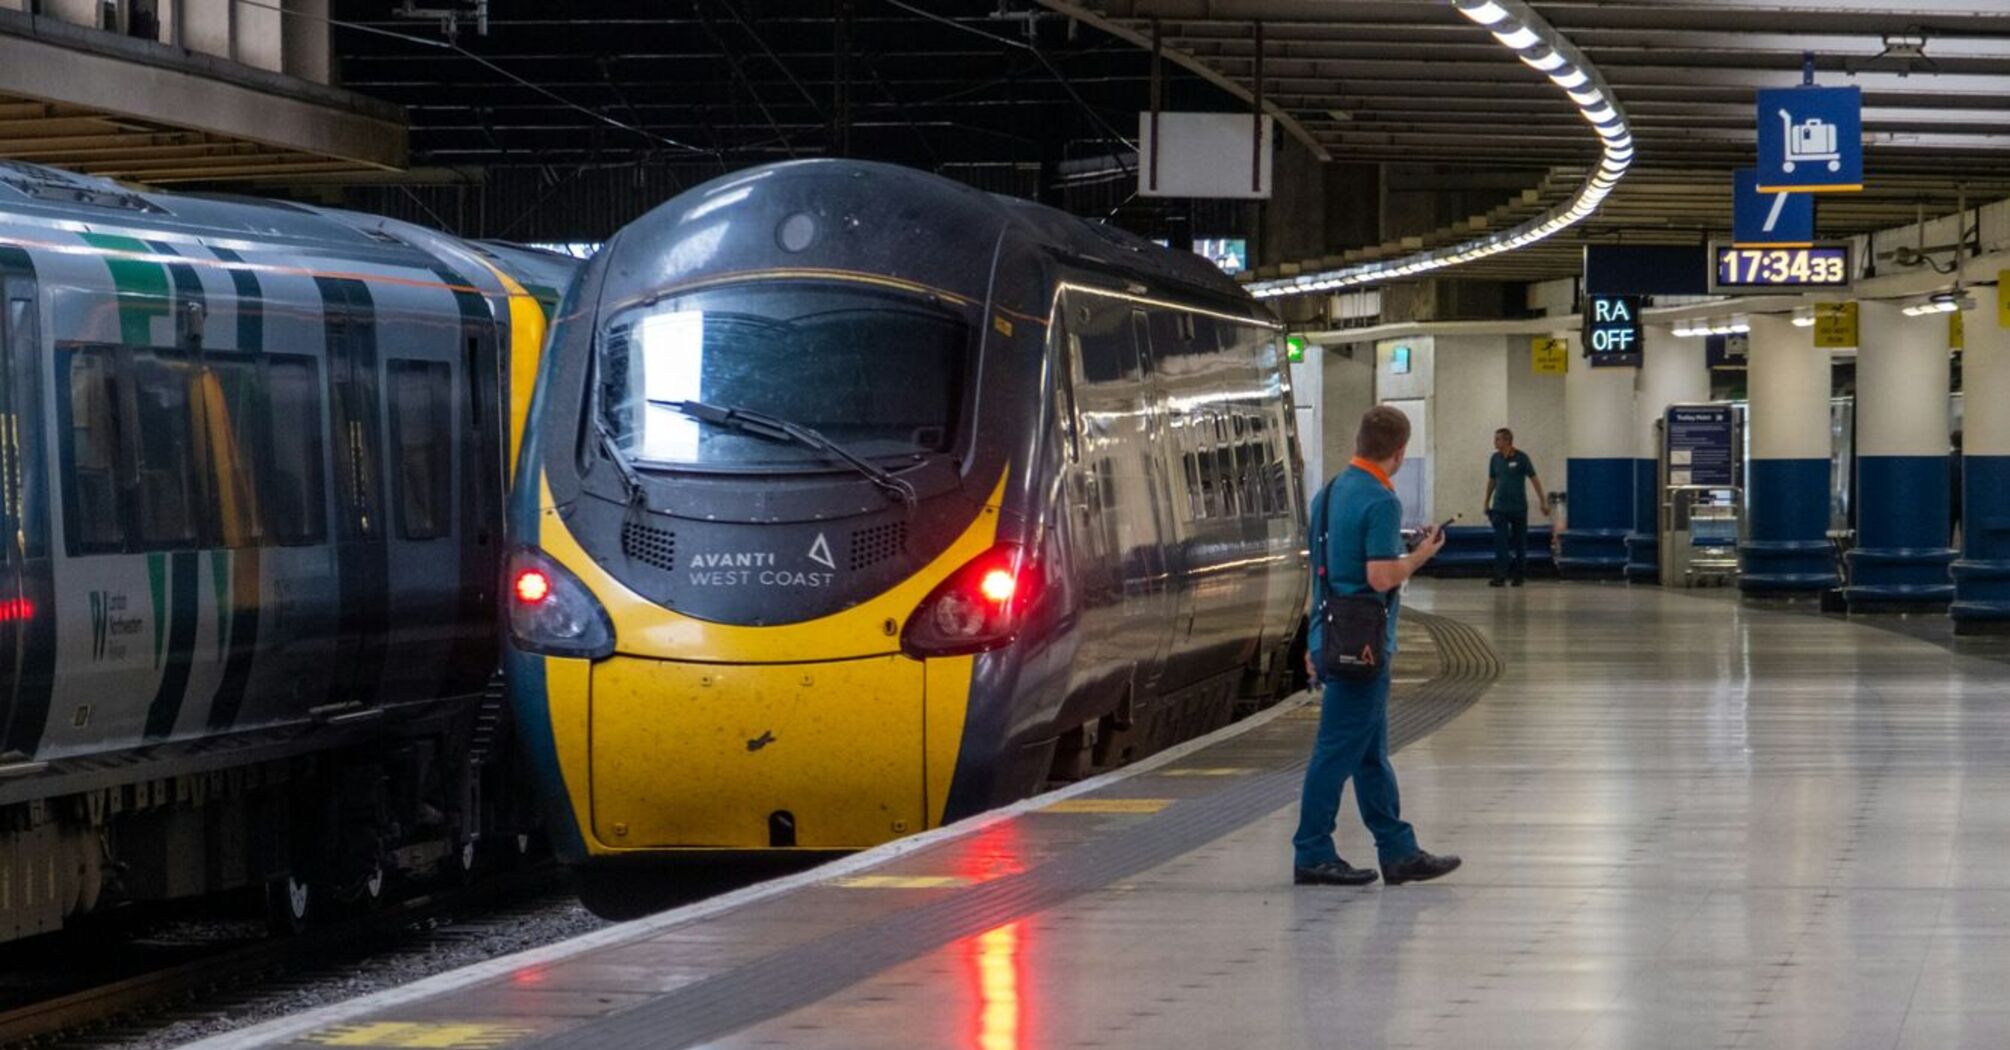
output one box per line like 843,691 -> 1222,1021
598,281 -> 968,468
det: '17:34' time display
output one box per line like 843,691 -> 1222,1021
1714,245 -> 1849,288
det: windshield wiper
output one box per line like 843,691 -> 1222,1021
654,399 -> 918,508
592,411 -> 647,506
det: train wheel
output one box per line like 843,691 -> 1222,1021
266,874 -> 315,936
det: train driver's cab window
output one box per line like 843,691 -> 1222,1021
599,281 -> 968,471
388,360 -> 453,540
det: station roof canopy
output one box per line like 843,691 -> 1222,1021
1072,0 -> 2010,283
0,10 -> 404,183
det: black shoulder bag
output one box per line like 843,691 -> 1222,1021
1313,480 -> 1394,682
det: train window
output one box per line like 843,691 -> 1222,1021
599,282 -> 968,468
193,358 -> 265,547
127,352 -> 199,548
62,348 -> 124,554
388,360 -> 453,541
265,355 -> 327,545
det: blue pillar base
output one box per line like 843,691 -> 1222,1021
1562,457 -> 1633,580
1954,457 -> 2010,627
1738,540 -> 1837,595
1624,531 -> 1659,581
1848,455 -> 1953,611
1557,529 -> 1630,578
1743,459 -> 1836,595
1951,558 -> 2010,626
1625,458 -> 1658,581
1844,547 -> 1956,609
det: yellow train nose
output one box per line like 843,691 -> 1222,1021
589,656 -> 929,849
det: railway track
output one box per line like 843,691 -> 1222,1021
0,865 -> 579,1049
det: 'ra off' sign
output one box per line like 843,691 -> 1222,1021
1583,295 -> 1643,368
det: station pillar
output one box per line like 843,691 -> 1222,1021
1740,313 -> 1837,596
1626,325 -> 1709,581
1844,301 -> 1954,611
1558,337 -> 1634,577
1953,301 -> 2010,632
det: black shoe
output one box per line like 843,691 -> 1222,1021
1382,850 -> 1462,886
1293,859 -> 1379,886
1488,578 -> 1506,588
1510,578 -> 1524,587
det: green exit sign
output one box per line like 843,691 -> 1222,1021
1285,334 -> 1307,363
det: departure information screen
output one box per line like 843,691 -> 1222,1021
1709,243 -> 1852,293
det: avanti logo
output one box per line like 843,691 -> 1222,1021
807,533 -> 835,570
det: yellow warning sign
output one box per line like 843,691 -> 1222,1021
1813,302 -> 1858,349
1531,337 -> 1569,375
1042,798 -> 1173,814
832,875 -> 973,889
1952,308 -> 1966,351
305,1022 -> 536,1049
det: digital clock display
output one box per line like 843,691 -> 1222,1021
1710,243 -> 1852,293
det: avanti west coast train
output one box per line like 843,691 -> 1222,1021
0,161 -> 575,941
507,160 -> 1309,899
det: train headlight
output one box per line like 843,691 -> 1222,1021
901,543 -> 1037,658
505,546 -> 616,659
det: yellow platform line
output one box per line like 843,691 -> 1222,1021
303,1021 -> 537,1049
1041,798 -> 1173,814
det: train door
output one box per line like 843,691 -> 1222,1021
0,275 -> 33,754
1128,309 -> 1177,693
320,281 -> 389,711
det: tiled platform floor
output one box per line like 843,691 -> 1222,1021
207,582 -> 2010,1050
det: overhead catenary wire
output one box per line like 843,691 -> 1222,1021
229,0 -> 715,157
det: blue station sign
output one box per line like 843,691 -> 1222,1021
1755,85 -> 1862,193
1583,294 -> 1643,368
1666,404 -> 1737,487
1733,168 -> 1814,246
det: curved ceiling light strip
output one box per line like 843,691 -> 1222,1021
1246,0 -> 1632,300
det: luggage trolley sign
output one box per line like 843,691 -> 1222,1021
1583,294 -> 1643,367
1666,404 -> 1736,487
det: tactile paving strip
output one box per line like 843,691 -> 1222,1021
521,610 -> 1498,1050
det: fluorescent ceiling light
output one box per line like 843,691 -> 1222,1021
1244,1 -> 1629,301
1456,0 -> 1512,25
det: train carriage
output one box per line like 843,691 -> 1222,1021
0,162 -> 575,940
506,159 -> 1309,908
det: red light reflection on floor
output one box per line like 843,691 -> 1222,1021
969,920 -> 1025,1050
952,822 -> 1030,883
512,966 -> 548,986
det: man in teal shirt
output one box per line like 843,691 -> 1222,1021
1485,427 -> 1547,587
1294,405 -> 1462,887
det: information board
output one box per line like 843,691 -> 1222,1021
1666,404 -> 1737,488
1733,168 -> 1814,246
1708,242 -> 1852,293
1754,85 -> 1863,193
1583,295 -> 1643,367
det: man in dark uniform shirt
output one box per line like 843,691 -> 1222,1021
1484,428 -> 1548,587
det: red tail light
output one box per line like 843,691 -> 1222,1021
902,543 -> 1038,658
514,569 -> 552,605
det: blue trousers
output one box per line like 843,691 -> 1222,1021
1291,670 -> 1419,868
1491,510 -> 1528,582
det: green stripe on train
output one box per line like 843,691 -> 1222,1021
78,233 -> 170,345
